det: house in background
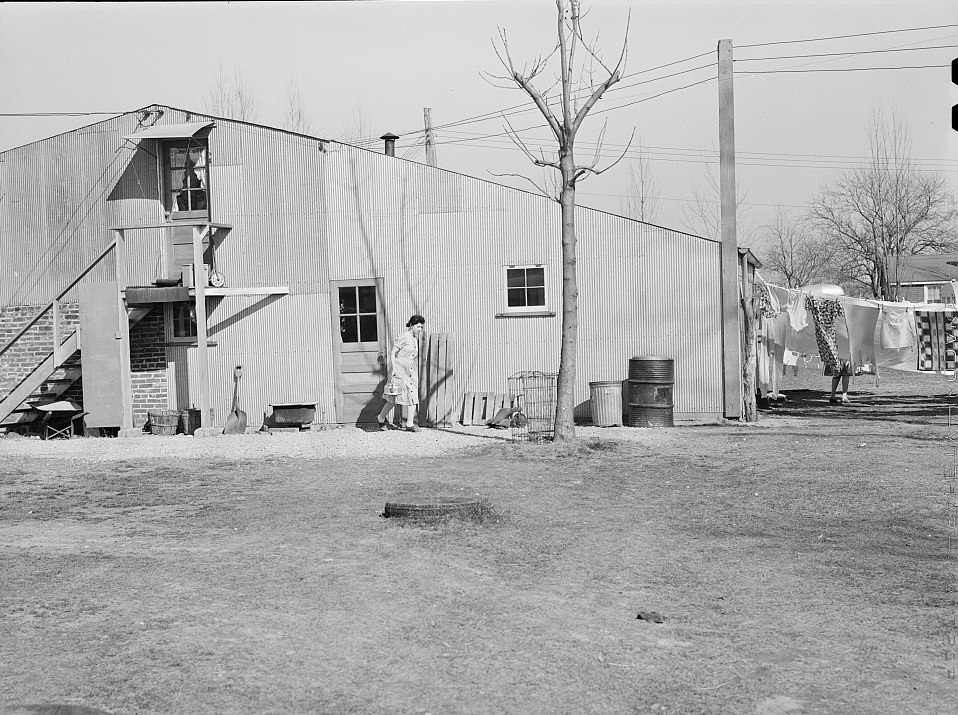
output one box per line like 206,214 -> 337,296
890,253 -> 958,303
0,105 -> 747,434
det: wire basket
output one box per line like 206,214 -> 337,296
507,371 -> 557,442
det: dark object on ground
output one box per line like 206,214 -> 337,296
486,406 -> 527,428
224,365 -> 248,435
636,611 -> 665,623
384,496 -> 482,519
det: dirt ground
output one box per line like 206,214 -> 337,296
1,364 -> 955,715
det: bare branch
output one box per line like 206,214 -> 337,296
574,127 -> 634,181
502,114 -> 560,169
488,170 -> 559,201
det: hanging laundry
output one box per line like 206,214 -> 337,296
915,310 -> 958,372
843,299 -> 880,371
787,292 -> 809,332
768,285 -> 792,315
879,305 -> 917,350
806,295 -> 845,371
753,281 -> 777,319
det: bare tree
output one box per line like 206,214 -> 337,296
284,80 -> 314,135
683,154 -> 754,244
489,0 -> 631,441
620,140 -> 659,223
760,209 -> 837,288
810,107 -> 957,300
205,64 -> 259,121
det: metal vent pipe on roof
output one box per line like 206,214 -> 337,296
381,132 -> 399,157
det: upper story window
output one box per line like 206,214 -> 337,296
165,139 -> 209,220
506,265 -> 546,310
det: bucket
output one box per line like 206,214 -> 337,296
627,356 -> 674,427
589,380 -> 623,427
179,408 -> 201,436
148,409 -> 180,436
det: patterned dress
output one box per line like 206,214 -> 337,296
805,296 -> 848,374
384,331 -> 420,406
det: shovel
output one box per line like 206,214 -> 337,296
224,365 -> 248,435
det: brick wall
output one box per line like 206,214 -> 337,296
130,307 -> 168,427
1,302 -> 168,429
0,303 -> 80,402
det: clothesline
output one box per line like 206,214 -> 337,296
754,279 -> 957,396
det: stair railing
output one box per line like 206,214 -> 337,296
0,239 -> 117,362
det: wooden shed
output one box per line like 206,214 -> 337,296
0,105 -> 740,434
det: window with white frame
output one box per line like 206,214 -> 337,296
505,265 -> 547,311
167,302 -> 198,341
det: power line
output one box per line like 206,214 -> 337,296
437,130 -> 958,166
736,64 -> 949,74
736,44 -> 958,62
738,23 -> 958,48
0,111 -> 123,117
437,138 -> 958,173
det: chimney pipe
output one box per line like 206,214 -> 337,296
380,132 -> 399,157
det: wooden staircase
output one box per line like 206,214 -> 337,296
0,306 -> 151,435
0,349 -> 83,434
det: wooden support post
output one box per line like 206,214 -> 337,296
718,39 -> 742,420
424,108 -> 437,168
52,299 -> 61,365
113,229 -> 135,433
193,225 -> 212,432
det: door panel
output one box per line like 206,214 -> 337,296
331,280 -> 386,424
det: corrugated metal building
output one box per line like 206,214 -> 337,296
0,104 -> 732,432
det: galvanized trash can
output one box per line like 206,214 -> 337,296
627,356 -> 674,427
589,380 -> 623,427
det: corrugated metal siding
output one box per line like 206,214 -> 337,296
322,145 -> 722,419
1,106 -> 724,425
0,111 -> 158,307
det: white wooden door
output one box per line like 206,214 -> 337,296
331,280 -> 387,424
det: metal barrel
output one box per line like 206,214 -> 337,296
589,380 -> 623,427
627,356 -> 674,427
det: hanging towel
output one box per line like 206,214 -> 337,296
806,296 -> 845,370
768,285 -> 792,315
843,300 -> 880,371
915,310 -> 958,372
879,305 -> 917,350
787,292 -> 809,332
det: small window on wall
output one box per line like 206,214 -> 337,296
506,265 -> 547,310
165,139 -> 209,219
169,302 -> 197,340
339,286 -> 379,343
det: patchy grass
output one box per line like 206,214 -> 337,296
0,370 -> 954,715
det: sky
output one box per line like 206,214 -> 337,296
1,0 -> 956,251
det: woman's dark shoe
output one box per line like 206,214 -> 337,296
377,417 -> 390,431
828,397 -> 840,404
405,424 -> 420,432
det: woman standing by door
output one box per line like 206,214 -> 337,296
376,315 -> 426,431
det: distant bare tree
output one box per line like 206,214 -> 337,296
205,64 -> 259,121
810,108 -> 957,299
621,140 -> 659,223
489,0 -> 631,442
683,155 -> 754,245
283,80 -> 314,135
760,210 -> 836,288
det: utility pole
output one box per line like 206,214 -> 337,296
718,39 -> 742,420
424,107 -> 437,167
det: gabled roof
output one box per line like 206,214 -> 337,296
891,253 -> 958,284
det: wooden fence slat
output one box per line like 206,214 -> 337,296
438,334 -> 451,425
471,392 -> 485,425
461,392 -> 476,426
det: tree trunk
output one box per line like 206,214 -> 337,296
741,295 -> 757,423
554,153 -> 578,441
